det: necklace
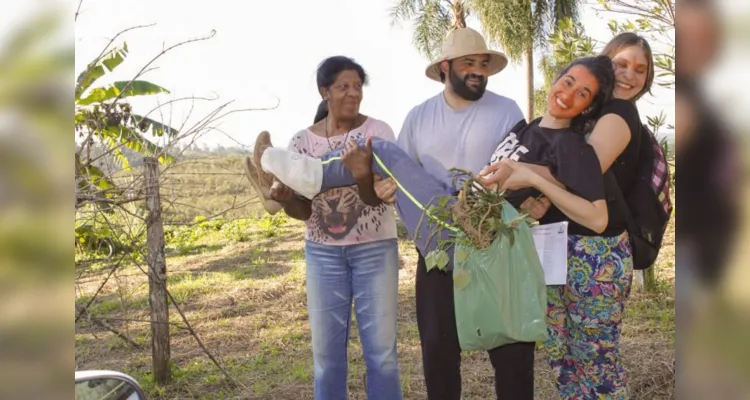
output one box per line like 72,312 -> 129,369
325,114 -> 358,151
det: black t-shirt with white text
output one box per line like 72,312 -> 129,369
486,118 -> 606,236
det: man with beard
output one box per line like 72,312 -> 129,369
382,27 -> 531,399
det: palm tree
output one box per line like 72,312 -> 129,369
390,0 -> 581,121
390,0 -> 470,61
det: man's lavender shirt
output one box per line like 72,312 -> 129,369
396,90 -> 525,188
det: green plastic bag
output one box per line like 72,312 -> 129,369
452,201 -> 549,352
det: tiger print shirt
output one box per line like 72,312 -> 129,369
288,117 -> 398,245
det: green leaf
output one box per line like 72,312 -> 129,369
75,42 -> 129,100
506,213 -> 528,228
77,80 -> 170,106
434,249 -> 450,271
130,114 -> 179,137
112,148 -> 131,170
425,251 -> 438,272
453,268 -> 471,290
78,164 -> 114,191
455,247 -> 469,265
113,80 -> 170,97
103,125 -> 175,164
76,86 -> 119,106
607,20 -> 618,34
411,0 -> 452,60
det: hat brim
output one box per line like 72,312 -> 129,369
425,51 -> 509,82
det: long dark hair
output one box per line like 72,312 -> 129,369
552,55 -> 615,133
600,32 -> 655,102
313,56 -> 368,124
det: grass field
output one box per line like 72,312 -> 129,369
75,155 -> 676,399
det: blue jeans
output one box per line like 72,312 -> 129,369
305,238 -> 402,400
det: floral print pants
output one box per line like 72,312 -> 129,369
545,232 -> 634,400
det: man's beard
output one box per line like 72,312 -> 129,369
449,67 -> 487,101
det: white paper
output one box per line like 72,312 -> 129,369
530,221 -> 569,286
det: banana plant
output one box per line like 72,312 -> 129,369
75,41 -> 178,209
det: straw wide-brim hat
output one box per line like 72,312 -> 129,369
425,27 -> 508,82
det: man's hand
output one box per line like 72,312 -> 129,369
269,179 -> 294,204
476,161 -> 513,190
520,196 -> 552,220
374,175 -> 397,204
342,137 -> 373,180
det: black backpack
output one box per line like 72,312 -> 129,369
605,124 -> 673,270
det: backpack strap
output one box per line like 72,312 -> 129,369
605,170 -> 639,238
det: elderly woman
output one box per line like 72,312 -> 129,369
243,56 -> 402,400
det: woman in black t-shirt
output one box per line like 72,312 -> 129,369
481,33 -> 658,399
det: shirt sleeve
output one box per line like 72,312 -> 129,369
484,98 -> 525,168
600,99 -> 641,140
498,100 -> 525,137
367,119 -> 397,142
549,136 -> 606,202
396,108 -> 420,165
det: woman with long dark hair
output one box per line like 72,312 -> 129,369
243,56 -> 402,400
483,33 -> 663,398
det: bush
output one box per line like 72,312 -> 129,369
257,213 -> 287,238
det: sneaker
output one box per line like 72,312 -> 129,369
242,155 -> 283,215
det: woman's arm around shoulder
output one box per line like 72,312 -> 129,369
587,99 -> 639,173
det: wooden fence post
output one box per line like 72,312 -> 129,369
144,157 -> 171,384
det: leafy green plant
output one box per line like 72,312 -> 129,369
221,219 -> 255,242
74,39 -> 181,258
257,214 -> 287,238
194,216 -> 225,231
164,216 -> 218,255
75,213 -> 145,261
75,223 -> 115,258
75,41 -> 177,168
416,170 -> 531,272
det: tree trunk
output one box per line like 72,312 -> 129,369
526,46 -> 535,121
644,266 -> 657,292
633,269 -> 659,292
144,157 -> 171,385
452,0 -> 467,29
632,270 -> 644,291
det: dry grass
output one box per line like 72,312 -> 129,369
75,214 -> 675,400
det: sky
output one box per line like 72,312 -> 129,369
71,0 -> 676,150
